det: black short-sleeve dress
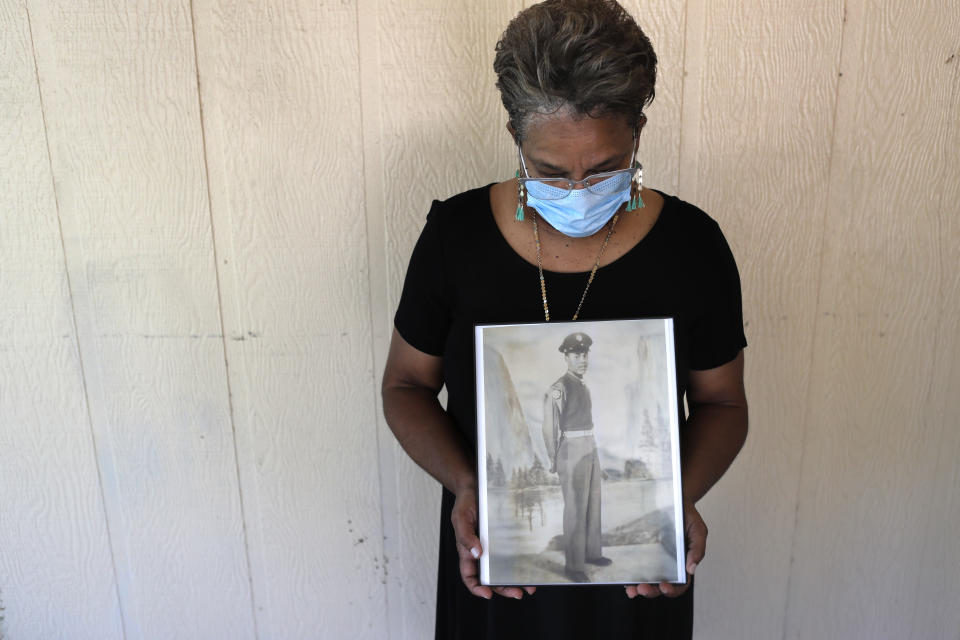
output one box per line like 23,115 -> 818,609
394,185 -> 746,640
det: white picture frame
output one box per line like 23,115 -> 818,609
475,318 -> 685,586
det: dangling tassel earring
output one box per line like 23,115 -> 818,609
515,170 -> 526,221
626,161 -> 645,211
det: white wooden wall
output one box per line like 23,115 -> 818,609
1,1 -> 958,638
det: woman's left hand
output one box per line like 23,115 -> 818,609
624,500 -> 706,599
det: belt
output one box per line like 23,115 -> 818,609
562,429 -> 593,438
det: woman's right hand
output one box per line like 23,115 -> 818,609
451,486 -> 536,600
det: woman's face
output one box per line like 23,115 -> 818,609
516,113 -> 638,183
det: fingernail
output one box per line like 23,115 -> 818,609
514,594 -> 522,600
688,562 -> 697,575
470,546 -> 480,559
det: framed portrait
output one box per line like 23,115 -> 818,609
474,318 -> 685,586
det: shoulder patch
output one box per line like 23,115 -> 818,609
551,389 -> 562,399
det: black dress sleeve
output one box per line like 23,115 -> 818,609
393,202 -> 453,357
687,220 -> 747,370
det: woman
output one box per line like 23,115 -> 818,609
382,0 -> 748,637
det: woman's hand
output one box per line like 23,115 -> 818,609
451,487 -> 536,600
624,500 -> 706,599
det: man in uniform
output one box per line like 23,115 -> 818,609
542,332 -> 612,582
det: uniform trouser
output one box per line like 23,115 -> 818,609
556,435 -> 602,572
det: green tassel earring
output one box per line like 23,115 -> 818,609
515,170 -> 526,221
626,193 -> 645,211
626,161 -> 645,211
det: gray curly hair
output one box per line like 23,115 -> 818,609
493,0 -> 657,141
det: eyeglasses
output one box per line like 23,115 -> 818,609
516,144 -> 640,201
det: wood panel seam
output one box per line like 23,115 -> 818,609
675,0 -> 689,185
904,50 -> 960,640
355,0 -> 399,636
781,2 -> 849,638
677,0 -> 704,202
22,1 -> 130,637
187,1 -> 261,637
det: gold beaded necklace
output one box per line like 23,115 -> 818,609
531,209 -> 620,322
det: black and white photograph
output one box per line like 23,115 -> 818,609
475,318 -> 685,586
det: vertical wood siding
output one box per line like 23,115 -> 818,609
692,2 -> 845,638
0,3 -> 123,638
784,1 -> 960,637
1,1 -> 958,638
192,0 -> 387,637
20,1 -> 255,637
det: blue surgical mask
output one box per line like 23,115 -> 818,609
525,171 -> 633,238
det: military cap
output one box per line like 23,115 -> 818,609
559,332 -> 593,353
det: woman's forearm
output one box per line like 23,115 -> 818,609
382,384 -> 477,496
680,401 -> 748,503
